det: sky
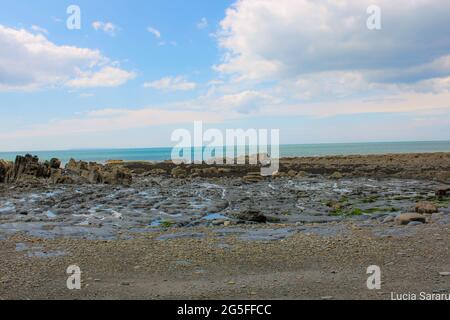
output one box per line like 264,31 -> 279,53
1,0 -> 450,151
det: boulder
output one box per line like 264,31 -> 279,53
415,201 -> 438,214
233,209 -> 267,223
395,213 -> 427,225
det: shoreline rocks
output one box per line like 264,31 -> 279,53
0,155 -> 132,186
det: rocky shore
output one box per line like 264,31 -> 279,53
0,152 -> 449,299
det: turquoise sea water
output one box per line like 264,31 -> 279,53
0,141 -> 449,163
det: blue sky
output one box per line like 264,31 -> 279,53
1,0 -> 450,151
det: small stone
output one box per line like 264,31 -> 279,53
223,221 -> 231,227
408,221 -> 424,227
120,282 -> 130,286
395,213 -> 427,225
439,272 -> 450,276
415,201 -> 438,214
321,296 -> 333,300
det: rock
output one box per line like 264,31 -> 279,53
233,209 -> 267,223
439,272 -> 450,276
408,221 -> 424,227
66,158 -> 89,173
0,160 -> 13,183
49,158 -> 61,169
382,216 -> 395,223
190,167 -> 220,178
330,172 -> 343,180
243,172 -> 264,183
5,154 -> 51,183
435,185 -> 450,197
65,159 -> 132,185
296,171 -> 308,178
395,213 -> 427,225
435,171 -> 450,184
171,166 -> 187,178
87,168 -> 103,184
218,168 -> 232,175
287,170 -> 297,177
149,168 -> 167,176
103,167 -> 132,186
201,167 -> 219,177
54,175 -> 76,184
415,201 -> 438,214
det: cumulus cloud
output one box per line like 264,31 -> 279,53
0,25 -> 135,91
215,0 -> 450,91
143,76 -> 197,91
92,21 -> 119,36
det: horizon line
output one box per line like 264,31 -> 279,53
1,139 -> 450,154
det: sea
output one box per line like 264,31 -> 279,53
0,141 -> 449,164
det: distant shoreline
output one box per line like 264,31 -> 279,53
1,141 -> 450,163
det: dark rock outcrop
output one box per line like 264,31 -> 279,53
5,154 -> 51,183
0,155 -> 132,186
0,160 -> 13,183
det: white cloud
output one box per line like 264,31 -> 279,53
92,21 -> 119,36
147,26 -> 161,39
0,25 -> 134,91
143,76 -> 197,91
197,17 -> 208,29
215,0 -> 450,89
30,25 -> 48,34
67,66 -> 136,88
